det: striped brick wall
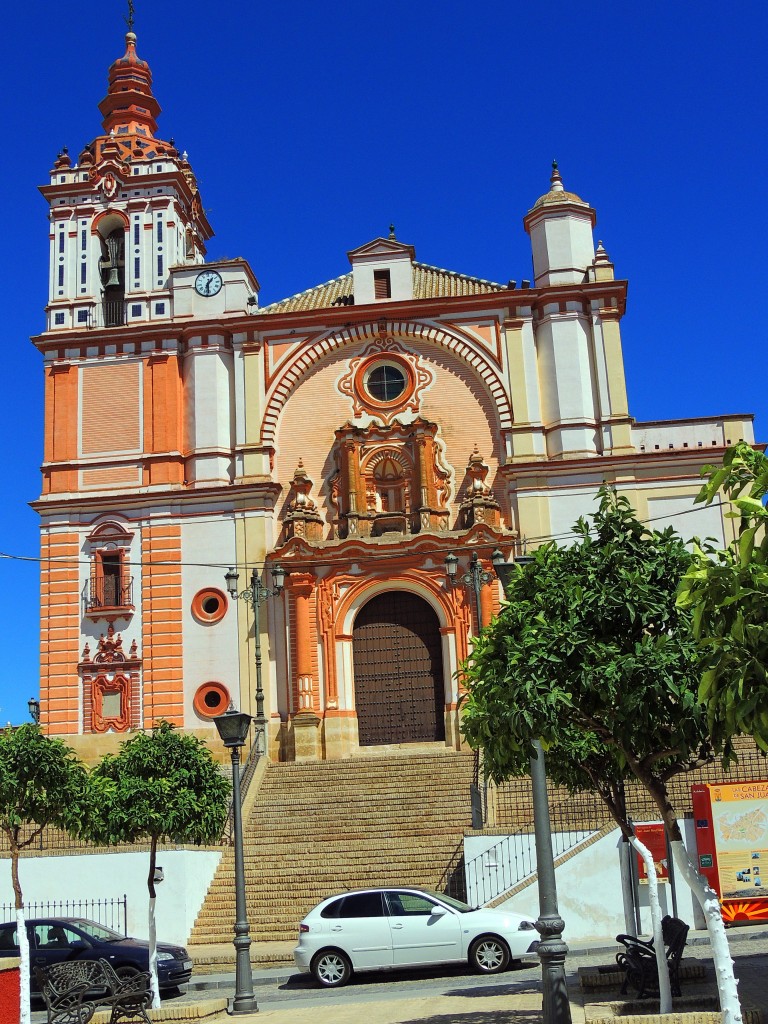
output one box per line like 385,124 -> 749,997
140,523 -> 183,726
40,531 -> 82,733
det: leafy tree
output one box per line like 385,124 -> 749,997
0,724 -> 89,1024
460,489 -> 742,1023
677,442 -> 768,748
86,721 -> 230,1006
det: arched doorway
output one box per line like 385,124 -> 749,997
352,591 -> 446,746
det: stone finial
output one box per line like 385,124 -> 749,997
389,223 -> 396,240
460,448 -> 500,528
550,158 -> 564,193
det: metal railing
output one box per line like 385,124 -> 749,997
0,895 -> 128,934
221,740 -> 262,845
102,300 -> 125,327
84,576 -> 134,611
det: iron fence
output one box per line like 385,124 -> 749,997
0,895 -> 127,934
83,575 -> 134,611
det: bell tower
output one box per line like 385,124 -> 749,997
40,28 -> 213,332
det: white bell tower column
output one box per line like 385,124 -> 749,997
524,164 -> 599,459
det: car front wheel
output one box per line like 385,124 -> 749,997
311,949 -> 352,987
469,935 -> 510,974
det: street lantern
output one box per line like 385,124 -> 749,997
225,564 -> 287,755
490,551 -> 571,1024
214,706 -> 257,1015
28,698 -> 40,724
444,550 -> 494,630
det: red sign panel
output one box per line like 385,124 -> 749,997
692,781 -> 768,925
634,823 -> 670,883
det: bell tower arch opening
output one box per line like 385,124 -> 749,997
352,591 -> 445,746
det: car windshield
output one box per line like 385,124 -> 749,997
69,919 -> 124,942
417,890 -> 474,913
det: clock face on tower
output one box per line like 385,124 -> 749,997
195,269 -> 223,297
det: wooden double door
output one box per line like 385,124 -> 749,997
352,592 -> 446,746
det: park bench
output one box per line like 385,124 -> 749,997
34,957 -> 152,1024
615,914 -> 690,999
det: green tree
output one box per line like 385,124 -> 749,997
677,442 -> 768,748
460,489 -> 741,1024
0,724 -> 89,1024
86,721 -> 230,1007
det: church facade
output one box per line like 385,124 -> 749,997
33,30 -> 754,761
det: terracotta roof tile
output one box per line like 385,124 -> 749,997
258,263 -> 506,315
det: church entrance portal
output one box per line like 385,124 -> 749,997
352,591 -> 446,746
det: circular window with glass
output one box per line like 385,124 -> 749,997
361,358 -> 413,407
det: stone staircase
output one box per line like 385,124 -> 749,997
189,748 -> 475,946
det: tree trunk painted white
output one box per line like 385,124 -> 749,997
628,834 -> 672,1012
148,895 -> 160,1009
17,906 -> 30,1024
670,839 -> 742,1024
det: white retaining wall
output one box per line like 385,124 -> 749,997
467,822 -> 702,941
0,849 -> 221,947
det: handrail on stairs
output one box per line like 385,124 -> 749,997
220,738 -> 262,845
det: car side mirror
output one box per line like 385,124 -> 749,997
430,905 -> 448,917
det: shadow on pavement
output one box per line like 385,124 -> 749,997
393,1012 -> 541,1024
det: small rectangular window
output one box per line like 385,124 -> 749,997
155,302 -> 166,315
81,229 -> 87,249
80,263 -> 87,285
134,257 -> 140,279
102,691 -> 122,719
373,269 -> 391,299
157,255 -> 164,278
77,310 -> 89,323
134,222 -> 140,246
157,219 -> 163,244
58,233 -> 65,254
54,312 -> 65,325
58,265 -> 64,287
131,304 -> 142,317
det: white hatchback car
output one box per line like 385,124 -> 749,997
294,886 -> 539,987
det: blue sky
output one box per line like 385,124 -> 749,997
1,1 -> 765,725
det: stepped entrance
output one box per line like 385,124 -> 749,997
352,591 -> 445,745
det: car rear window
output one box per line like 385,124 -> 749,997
320,898 -> 344,919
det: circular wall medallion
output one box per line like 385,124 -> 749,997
191,587 -> 228,624
193,682 -> 230,719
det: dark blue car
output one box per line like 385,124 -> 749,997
0,917 -> 193,992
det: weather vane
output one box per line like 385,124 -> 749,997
125,0 -> 135,32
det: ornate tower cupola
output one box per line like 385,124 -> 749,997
98,30 -> 161,141
39,25 -> 215,332
523,161 -> 597,287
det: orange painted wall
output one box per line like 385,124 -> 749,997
140,524 -> 184,726
40,531 -> 82,734
143,354 -> 184,486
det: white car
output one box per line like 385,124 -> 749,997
293,886 -> 539,987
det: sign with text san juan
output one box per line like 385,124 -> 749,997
692,780 -> 768,924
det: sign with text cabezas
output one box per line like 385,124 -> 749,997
692,780 -> 768,924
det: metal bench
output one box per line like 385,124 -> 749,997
615,914 -> 690,999
34,958 -> 152,1024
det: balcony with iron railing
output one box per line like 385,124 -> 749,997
102,299 -> 125,327
83,575 -> 134,617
